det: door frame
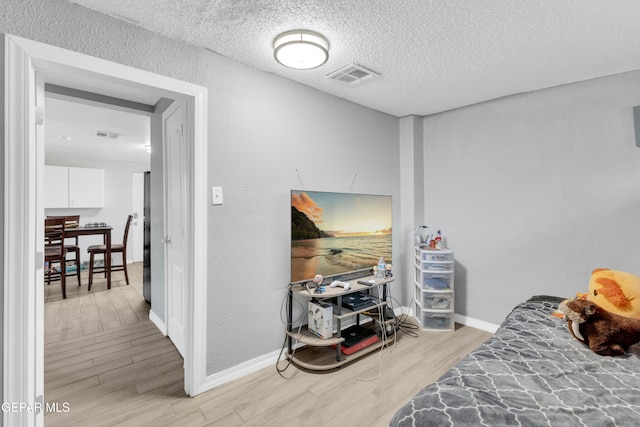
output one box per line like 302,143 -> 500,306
131,171 -> 145,263
2,34 -> 208,426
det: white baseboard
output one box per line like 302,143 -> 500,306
197,349 -> 282,395
397,305 -> 414,317
454,313 -> 499,333
149,309 -> 167,335
400,305 -> 499,333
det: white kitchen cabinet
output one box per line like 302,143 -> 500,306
44,165 -> 104,208
44,165 -> 70,208
68,167 -> 104,208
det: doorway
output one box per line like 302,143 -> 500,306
44,92 -> 151,269
2,34 -> 209,425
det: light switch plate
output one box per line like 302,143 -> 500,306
211,186 -> 223,205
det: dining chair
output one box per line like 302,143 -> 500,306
87,215 -> 133,291
44,217 -> 68,299
47,215 -> 82,287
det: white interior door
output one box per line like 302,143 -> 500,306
131,172 -> 145,263
164,102 -> 188,357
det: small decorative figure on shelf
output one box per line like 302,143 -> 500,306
313,274 -> 323,294
385,264 -> 393,277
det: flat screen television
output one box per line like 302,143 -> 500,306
291,190 -> 392,283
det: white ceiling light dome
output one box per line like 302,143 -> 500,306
273,30 -> 329,70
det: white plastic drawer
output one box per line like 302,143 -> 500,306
421,311 -> 454,331
419,290 -> 454,310
414,257 -> 453,271
415,269 -> 453,290
414,248 -> 454,262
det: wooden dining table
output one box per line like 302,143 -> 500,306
65,224 -> 114,289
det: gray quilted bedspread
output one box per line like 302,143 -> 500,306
390,296 -> 640,426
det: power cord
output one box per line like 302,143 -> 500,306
361,288 -> 419,338
276,284 -> 306,379
276,280 -> 420,380
357,283 -> 387,382
389,294 -> 420,337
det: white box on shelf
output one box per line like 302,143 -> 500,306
308,301 -> 333,339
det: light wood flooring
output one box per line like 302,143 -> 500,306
44,268 -> 492,426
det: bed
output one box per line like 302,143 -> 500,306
390,295 -> 640,426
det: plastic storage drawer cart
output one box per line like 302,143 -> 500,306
414,248 -> 454,332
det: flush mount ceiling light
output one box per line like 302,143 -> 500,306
273,30 -> 329,70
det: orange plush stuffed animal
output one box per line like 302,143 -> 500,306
587,269 -> 640,319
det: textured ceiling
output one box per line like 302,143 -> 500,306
67,0 -> 640,117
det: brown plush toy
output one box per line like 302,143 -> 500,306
558,299 -> 640,356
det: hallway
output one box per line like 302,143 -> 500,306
44,263 -> 187,426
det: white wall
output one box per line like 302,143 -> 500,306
19,0 -> 640,382
44,153 -> 150,264
0,0 -> 400,376
0,33 -> 5,413
399,115 -> 425,313
423,72 -> 640,324
205,51 -> 400,374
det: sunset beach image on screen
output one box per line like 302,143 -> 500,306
291,190 -> 392,283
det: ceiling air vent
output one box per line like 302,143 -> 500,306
327,63 -> 379,85
94,130 -> 121,139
